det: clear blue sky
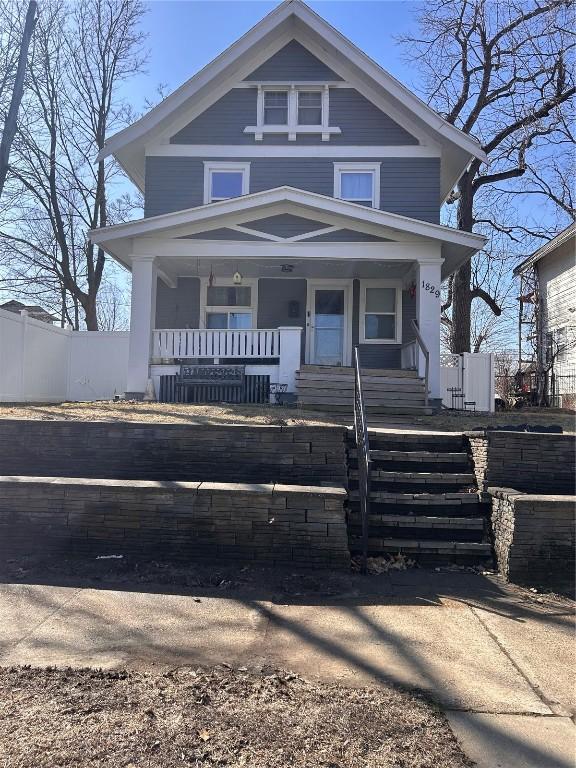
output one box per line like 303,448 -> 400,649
124,1 -> 419,111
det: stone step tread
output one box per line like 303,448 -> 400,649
349,470 -> 476,483
366,450 -> 469,463
349,539 -> 492,553
349,490 -> 484,503
348,514 -> 485,528
296,378 -> 426,390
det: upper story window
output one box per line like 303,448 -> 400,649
264,91 -> 288,124
334,163 -> 381,208
245,84 -> 341,141
297,91 -> 322,125
203,161 -> 250,204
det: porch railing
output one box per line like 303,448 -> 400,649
353,346 -> 371,575
153,328 -> 281,360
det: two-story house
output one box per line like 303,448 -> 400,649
92,0 -> 486,411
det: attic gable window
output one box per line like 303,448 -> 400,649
264,91 -> 288,124
245,84 -> 341,141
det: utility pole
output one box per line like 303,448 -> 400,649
0,0 -> 38,201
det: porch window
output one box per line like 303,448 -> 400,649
359,281 -> 402,344
203,162 -> 250,204
334,163 -> 380,208
203,281 -> 256,329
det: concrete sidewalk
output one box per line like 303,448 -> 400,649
1,570 -> 574,767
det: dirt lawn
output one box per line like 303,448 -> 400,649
0,665 -> 471,768
0,400 -> 573,432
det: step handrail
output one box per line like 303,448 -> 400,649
353,346 -> 371,574
411,319 -> 429,408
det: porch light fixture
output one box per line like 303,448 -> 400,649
233,271 -> 243,285
281,264 -> 294,273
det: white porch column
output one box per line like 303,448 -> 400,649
278,327 -> 303,392
415,260 -> 443,402
127,255 -> 157,396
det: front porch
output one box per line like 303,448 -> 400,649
89,187 -> 486,407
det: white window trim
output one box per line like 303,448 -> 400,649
334,162 -> 381,209
359,279 -> 402,345
203,161 -> 250,204
246,84 -> 341,142
200,277 -> 258,330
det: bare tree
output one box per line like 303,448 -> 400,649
0,1 -> 37,201
0,0 -> 146,329
400,0 -> 575,353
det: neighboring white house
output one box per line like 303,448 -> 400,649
90,0 -> 487,410
514,223 -> 576,406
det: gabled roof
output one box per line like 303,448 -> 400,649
90,186 -> 486,279
513,222 -> 576,276
100,0 -> 485,199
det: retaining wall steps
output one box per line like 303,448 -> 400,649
347,430 -> 493,563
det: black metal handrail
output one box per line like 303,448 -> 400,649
353,346 -> 371,574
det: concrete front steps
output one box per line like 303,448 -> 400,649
296,365 -> 433,416
347,430 -> 493,565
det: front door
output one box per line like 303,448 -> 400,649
307,284 -> 350,366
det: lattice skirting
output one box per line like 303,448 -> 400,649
158,374 -> 270,404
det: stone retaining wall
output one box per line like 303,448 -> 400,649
466,430 -> 575,494
488,487 -> 575,586
0,420 -> 347,486
0,477 -> 350,569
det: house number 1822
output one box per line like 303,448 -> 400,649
422,281 -> 441,299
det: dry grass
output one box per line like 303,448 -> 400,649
0,666 -> 472,768
0,400 -> 573,432
0,400 -> 339,427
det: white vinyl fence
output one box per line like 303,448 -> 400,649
440,352 -> 495,413
0,308 -> 128,402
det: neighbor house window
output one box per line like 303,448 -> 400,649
263,90 -> 288,124
297,91 -> 322,125
203,280 -> 257,329
203,162 -> 250,204
334,163 -> 380,208
359,281 -> 401,344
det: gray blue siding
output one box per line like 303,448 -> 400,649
170,87 -> 417,146
145,156 -> 440,223
257,278 -> 307,362
244,41 -> 343,82
155,277 -> 200,329
244,214 -> 329,238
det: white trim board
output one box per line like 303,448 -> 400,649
145,144 -> 441,158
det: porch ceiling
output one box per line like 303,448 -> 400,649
157,257 -> 414,281
90,187 -> 486,281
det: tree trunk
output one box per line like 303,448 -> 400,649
451,174 -> 475,353
84,295 -> 98,331
0,1 -> 37,202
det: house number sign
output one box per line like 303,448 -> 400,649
422,281 -> 441,299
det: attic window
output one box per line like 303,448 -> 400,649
245,85 -> 341,141
264,91 -> 288,124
